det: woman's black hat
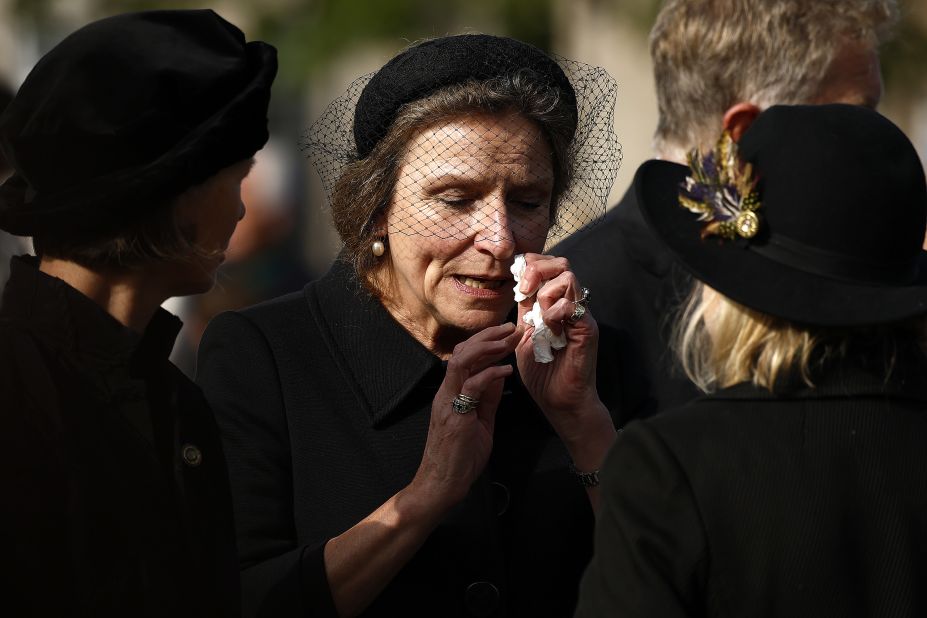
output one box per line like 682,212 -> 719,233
0,9 -> 277,237
303,34 -> 620,246
353,34 -> 578,159
637,104 -> 927,326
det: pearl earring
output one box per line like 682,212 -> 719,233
371,239 -> 386,257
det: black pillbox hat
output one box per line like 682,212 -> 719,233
353,34 -> 577,159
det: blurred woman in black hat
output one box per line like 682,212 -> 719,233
197,34 -> 620,617
575,104 -> 927,617
0,10 -> 276,617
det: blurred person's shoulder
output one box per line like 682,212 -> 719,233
237,288 -> 307,323
203,266 -> 338,351
554,174 -> 674,282
236,259 -> 352,320
552,191 -> 629,271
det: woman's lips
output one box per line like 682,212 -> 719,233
453,274 -> 511,298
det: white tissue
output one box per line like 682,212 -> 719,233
510,254 -> 537,302
523,301 -> 567,363
511,254 -> 566,363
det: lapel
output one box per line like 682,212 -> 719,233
305,259 -> 443,428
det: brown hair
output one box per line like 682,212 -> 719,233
650,0 -> 898,157
330,69 -> 576,295
30,159 -> 250,270
33,198 -> 207,270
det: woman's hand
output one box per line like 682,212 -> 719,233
324,324 -> 519,617
515,254 -> 599,417
515,254 -> 615,465
410,322 -> 520,512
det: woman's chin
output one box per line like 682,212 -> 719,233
443,305 -> 514,335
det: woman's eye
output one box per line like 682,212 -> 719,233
436,197 -> 474,208
511,199 -> 544,210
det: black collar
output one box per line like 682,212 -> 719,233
704,348 -> 927,404
306,259 -> 443,428
0,255 -> 182,383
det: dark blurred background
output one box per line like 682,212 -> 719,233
1,0 -> 925,375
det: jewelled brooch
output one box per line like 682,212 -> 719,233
679,131 -> 761,240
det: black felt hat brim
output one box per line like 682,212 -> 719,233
636,160 -> 927,326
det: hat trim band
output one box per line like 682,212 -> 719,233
751,233 -> 918,286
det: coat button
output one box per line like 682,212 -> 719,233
491,481 -> 510,516
181,443 -> 202,467
464,581 -> 500,617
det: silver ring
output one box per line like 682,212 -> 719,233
567,287 -> 590,323
451,393 -> 480,414
574,287 -> 590,306
567,302 -> 587,324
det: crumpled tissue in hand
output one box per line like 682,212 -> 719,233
510,254 -> 537,302
523,301 -> 566,363
511,254 -> 566,364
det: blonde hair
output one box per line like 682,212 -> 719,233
650,0 -> 898,156
674,281 -> 926,393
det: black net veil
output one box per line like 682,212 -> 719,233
300,35 -> 621,257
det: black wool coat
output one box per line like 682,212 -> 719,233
575,354 -> 927,617
552,164 -> 701,422
0,257 -> 240,618
196,259 -> 595,618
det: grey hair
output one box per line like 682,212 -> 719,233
650,0 -> 899,156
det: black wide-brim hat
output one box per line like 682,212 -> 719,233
638,104 -> 927,327
0,9 -> 277,237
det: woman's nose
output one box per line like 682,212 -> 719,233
473,195 -> 516,260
